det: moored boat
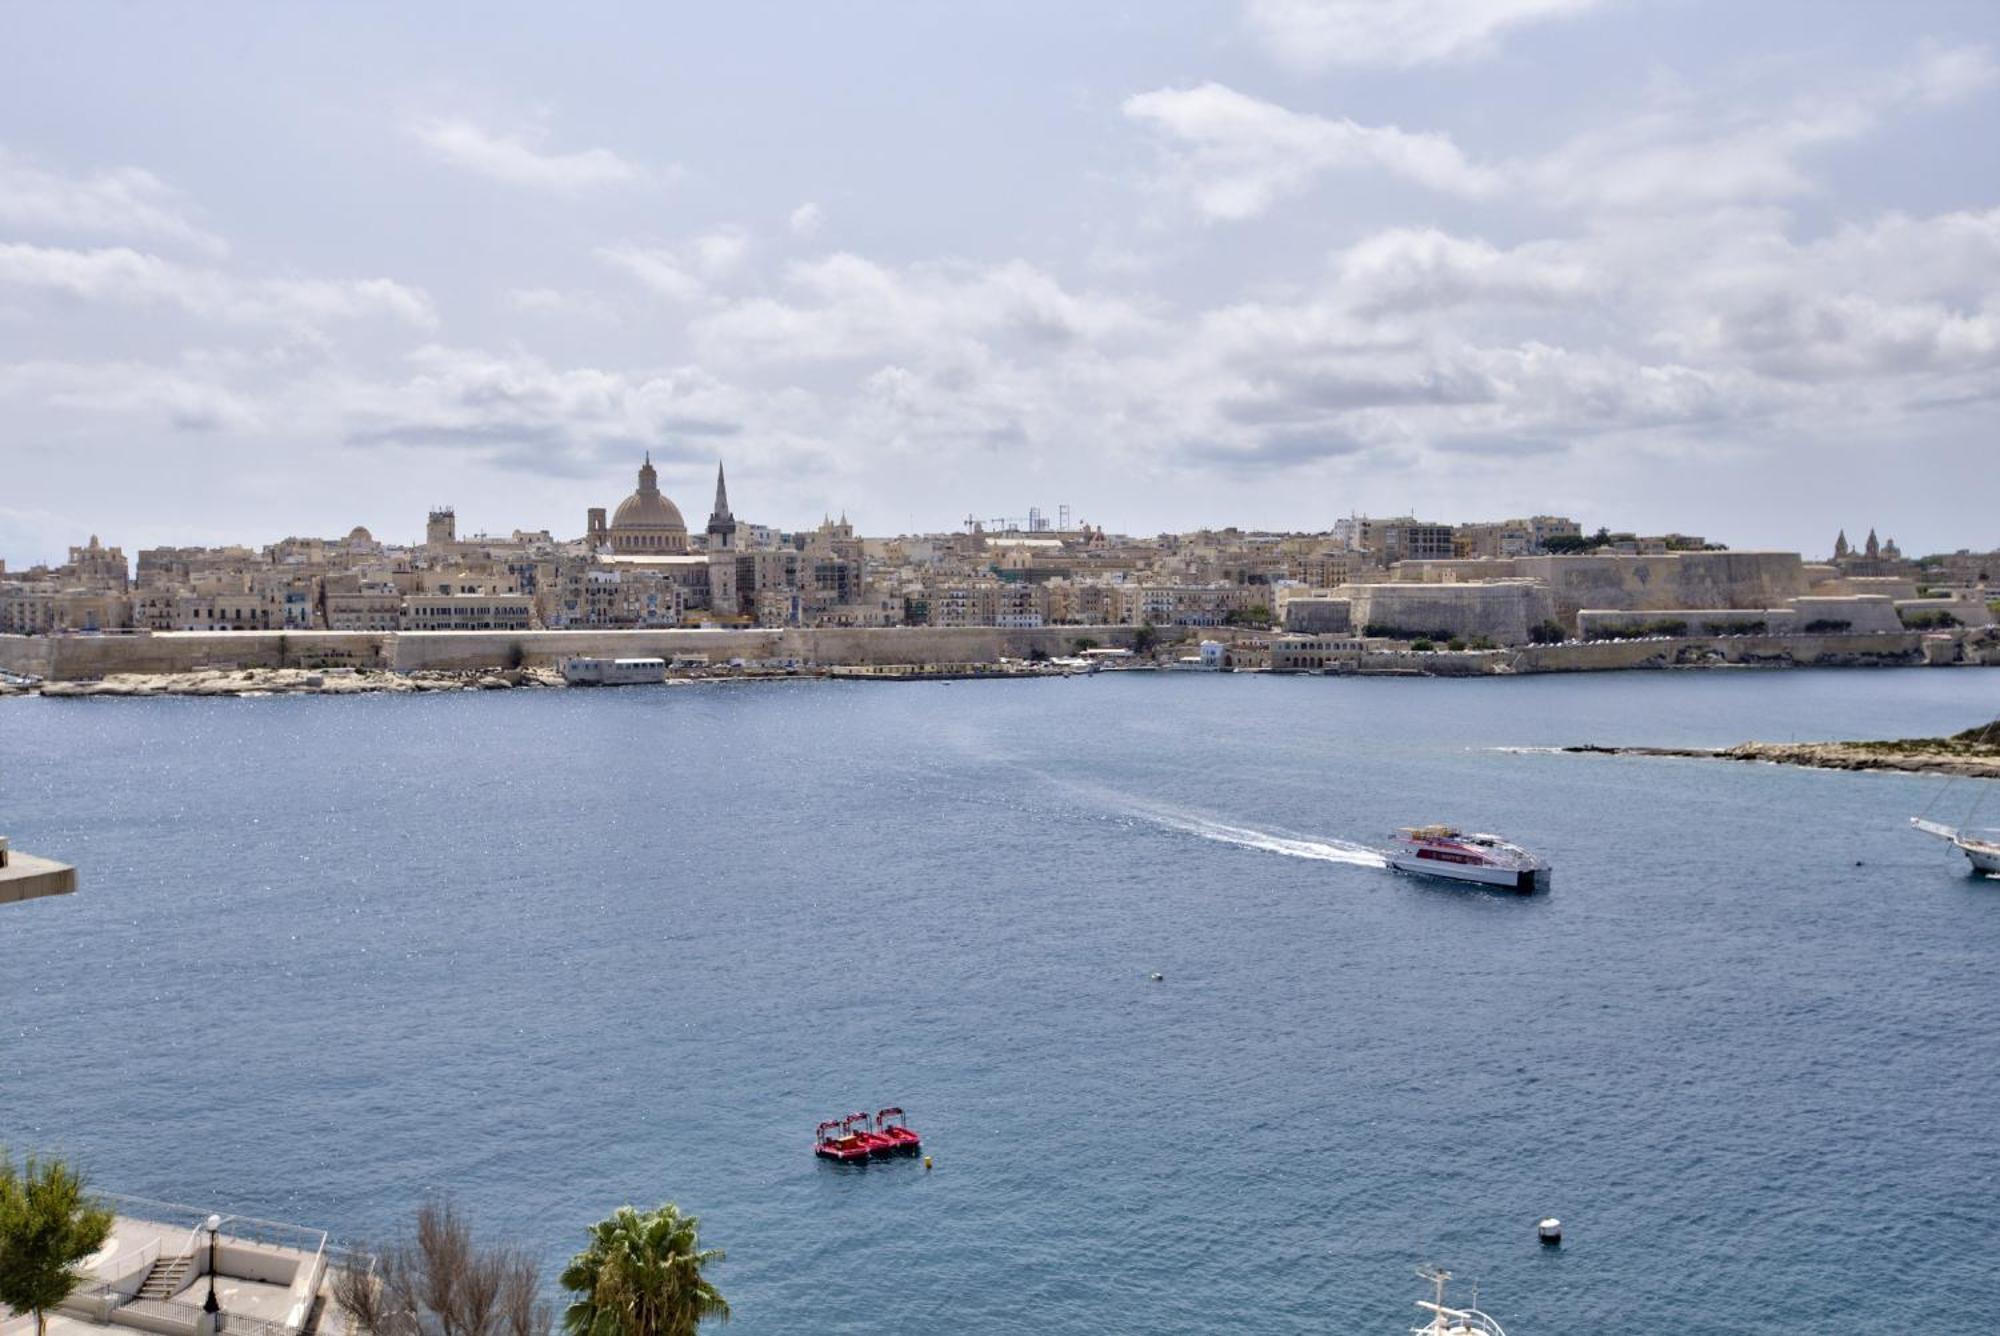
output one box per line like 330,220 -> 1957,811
1389,826 -> 1550,893
813,1118 -> 873,1162
873,1107 -> 922,1154
1410,1267 -> 1506,1336
1911,817 -> 2000,875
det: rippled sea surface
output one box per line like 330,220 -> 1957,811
4,669 -> 1999,1333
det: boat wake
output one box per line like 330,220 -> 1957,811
1113,800 -> 1388,869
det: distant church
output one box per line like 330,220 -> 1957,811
1831,526 -> 1907,576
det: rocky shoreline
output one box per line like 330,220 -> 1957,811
14,666 -> 569,698
1564,732 -> 2000,780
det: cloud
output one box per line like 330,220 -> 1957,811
693,253 -> 1157,364
788,202 -> 824,238
0,358 -> 262,432
1528,44 -> 1998,213
409,117 -> 645,191
341,346 -> 755,474
1241,0 -> 1608,71
1122,83 -> 1498,219
1125,47 -> 1997,224
1330,227 -> 1593,314
0,243 -> 436,329
0,148 -> 226,255
597,244 -> 708,303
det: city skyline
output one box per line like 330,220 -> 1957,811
4,2 -> 2000,564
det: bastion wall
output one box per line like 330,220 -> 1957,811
0,625 -> 1139,680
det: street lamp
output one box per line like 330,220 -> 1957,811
203,1215 -> 222,1319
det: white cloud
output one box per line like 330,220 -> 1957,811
789,202 -> 824,238
596,244 -> 708,303
1123,83 -> 1498,219
691,229 -> 749,278
0,243 -> 436,329
0,148 -> 226,255
409,117 -> 644,191
1242,0 -> 1608,71
0,358 -> 262,432
1330,227 -> 1593,313
693,253 -> 1156,364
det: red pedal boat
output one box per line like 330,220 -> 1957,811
874,1107 -> 922,1154
814,1118 -> 873,1163
844,1111 -> 898,1158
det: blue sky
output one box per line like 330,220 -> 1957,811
2,0 -> 1997,562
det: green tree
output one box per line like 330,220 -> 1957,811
561,1205 -> 727,1336
1132,622 -> 1159,656
0,1153 -> 114,1336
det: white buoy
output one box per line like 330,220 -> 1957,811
1538,1217 -> 1562,1245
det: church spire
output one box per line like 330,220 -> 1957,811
711,461 -> 731,521
705,458 -> 738,550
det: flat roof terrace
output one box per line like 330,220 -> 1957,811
3,1195 -> 339,1336
0,838 -> 76,905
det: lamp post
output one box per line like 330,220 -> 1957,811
203,1214 -> 222,1328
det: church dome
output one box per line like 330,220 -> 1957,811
608,454 -> 688,552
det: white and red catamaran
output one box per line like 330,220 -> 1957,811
1388,826 -> 1551,893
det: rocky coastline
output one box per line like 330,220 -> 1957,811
16,666 -> 567,698
1565,722 -> 2000,780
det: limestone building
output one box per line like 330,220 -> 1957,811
606,454 -> 689,553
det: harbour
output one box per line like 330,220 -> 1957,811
4,668 -> 1996,1332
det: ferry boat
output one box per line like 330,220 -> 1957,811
1911,818 -> 2000,875
1410,1267 -> 1506,1336
560,656 -> 666,686
1389,826 -> 1550,892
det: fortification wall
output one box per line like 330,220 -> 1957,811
1345,582 -> 1553,644
0,635 -> 55,678
1513,551 -> 1809,622
2,625 -> 1138,680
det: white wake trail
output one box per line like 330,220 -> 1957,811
1121,802 -> 1388,869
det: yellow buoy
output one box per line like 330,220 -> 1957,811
923,1156 -> 933,1170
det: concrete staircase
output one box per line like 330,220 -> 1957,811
137,1253 -> 194,1301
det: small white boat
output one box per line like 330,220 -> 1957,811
1410,1266 -> 1506,1336
1389,826 -> 1550,893
1910,817 -> 2000,875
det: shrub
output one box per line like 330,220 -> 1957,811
1071,637 -> 1099,653
1591,618 -> 1689,641
1466,635 -> 1497,650
1447,638 -> 1467,651
1803,619 -> 1852,633
1411,639 -> 1436,652
1901,609 -> 1961,630
1528,620 -> 1567,645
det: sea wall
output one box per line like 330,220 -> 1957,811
1508,630 -> 1943,672
0,626 -> 1139,680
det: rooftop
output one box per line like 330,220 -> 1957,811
3,1194 -> 345,1336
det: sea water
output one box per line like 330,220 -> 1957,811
3,669 -> 1997,1333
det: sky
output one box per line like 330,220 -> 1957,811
2,0 -> 1997,565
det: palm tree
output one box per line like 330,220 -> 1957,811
0,1153 -> 115,1336
560,1205 -> 727,1336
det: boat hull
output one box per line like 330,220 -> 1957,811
1389,855 -> 1548,893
